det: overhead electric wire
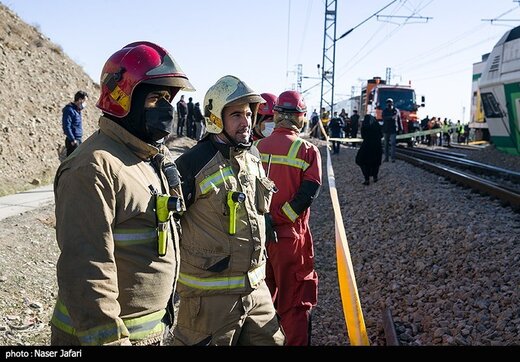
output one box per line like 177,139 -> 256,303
400,34 -> 501,75
285,0 -> 292,87
296,0 -> 314,63
336,0 -> 420,79
335,0 -> 407,76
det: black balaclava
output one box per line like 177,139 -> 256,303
114,83 -> 174,145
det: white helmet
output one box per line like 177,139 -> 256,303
203,75 -> 264,134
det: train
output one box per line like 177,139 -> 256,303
478,25 -> 520,156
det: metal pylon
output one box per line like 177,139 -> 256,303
319,0 -> 337,124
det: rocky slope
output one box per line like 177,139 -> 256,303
0,4 -> 99,196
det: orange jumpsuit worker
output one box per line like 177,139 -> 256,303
255,90 -> 322,346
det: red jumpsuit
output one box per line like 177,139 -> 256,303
255,127 -> 322,346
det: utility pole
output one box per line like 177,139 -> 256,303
318,0 -> 337,132
385,67 -> 392,84
288,63 -> 304,92
318,0 -> 431,132
318,0 -> 401,127
296,64 -> 303,93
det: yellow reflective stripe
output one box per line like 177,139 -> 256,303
178,272 -> 245,290
288,139 -> 303,159
262,155 -> 309,171
247,263 -> 266,288
199,166 -> 234,195
259,139 -> 308,171
113,228 -> 156,247
51,299 -> 166,344
123,310 -> 165,340
282,201 -> 298,222
76,319 -> 127,345
51,299 -> 75,335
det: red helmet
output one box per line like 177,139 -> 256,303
273,90 -> 306,113
96,41 -> 195,117
258,93 -> 277,117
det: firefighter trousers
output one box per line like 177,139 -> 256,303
172,281 -> 285,346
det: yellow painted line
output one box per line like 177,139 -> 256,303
317,121 -> 370,346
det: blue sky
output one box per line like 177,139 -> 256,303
2,0 -> 519,122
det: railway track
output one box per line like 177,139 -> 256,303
396,147 -> 520,211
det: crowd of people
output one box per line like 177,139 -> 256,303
55,41 -> 321,347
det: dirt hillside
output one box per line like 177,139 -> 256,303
0,4 -> 99,196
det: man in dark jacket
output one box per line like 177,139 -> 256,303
186,97 -> 195,139
176,95 -> 187,136
350,109 -> 360,140
62,91 -> 88,156
328,112 -> 344,154
381,98 -> 402,162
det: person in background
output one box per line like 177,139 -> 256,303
186,96 -> 195,139
255,90 -> 322,346
464,123 -> 470,144
173,75 -> 284,346
50,41 -> 194,346
62,90 -> 88,157
252,92 -> 277,141
320,107 -> 329,140
349,109 -> 360,145
193,101 -> 205,140
309,109 -> 319,138
176,94 -> 187,136
328,111 -> 344,154
382,98 -> 402,162
355,114 -> 383,185
456,120 -> 463,143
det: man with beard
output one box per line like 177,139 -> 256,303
173,75 -> 284,346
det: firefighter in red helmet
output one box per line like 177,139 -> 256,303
252,92 -> 277,141
255,90 -> 322,346
51,42 -> 194,345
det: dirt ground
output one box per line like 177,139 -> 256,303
0,136 -> 196,346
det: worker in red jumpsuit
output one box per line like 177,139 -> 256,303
255,90 -> 322,346
251,93 -> 277,141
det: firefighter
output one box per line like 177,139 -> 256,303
255,90 -> 322,346
251,92 -> 277,141
172,75 -> 285,346
50,42 -> 194,346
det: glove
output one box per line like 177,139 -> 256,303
265,214 -> 278,243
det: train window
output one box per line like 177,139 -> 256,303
480,92 -> 503,118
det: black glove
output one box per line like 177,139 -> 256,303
265,213 -> 278,243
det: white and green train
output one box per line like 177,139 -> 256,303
479,25 -> 520,156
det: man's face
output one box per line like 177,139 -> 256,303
144,90 -> 171,108
222,103 -> 252,144
386,102 -> 393,109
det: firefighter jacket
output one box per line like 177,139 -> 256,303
254,127 -> 322,237
51,116 -> 182,345
175,136 -> 276,297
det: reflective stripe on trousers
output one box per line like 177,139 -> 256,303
51,299 -> 166,345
